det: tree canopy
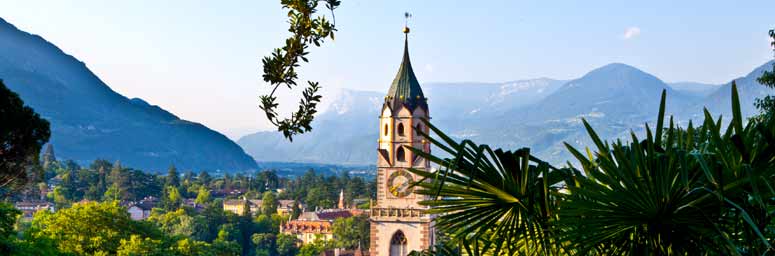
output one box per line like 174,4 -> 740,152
0,79 -> 50,190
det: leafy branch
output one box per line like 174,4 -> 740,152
259,0 -> 340,141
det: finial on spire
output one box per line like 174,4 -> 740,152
403,12 -> 412,34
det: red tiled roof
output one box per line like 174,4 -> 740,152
316,210 -> 353,220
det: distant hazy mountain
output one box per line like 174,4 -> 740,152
239,89 -> 382,165
0,17 -> 257,172
669,82 -> 722,97
238,62 -> 774,165
472,63 -> 701,163
697,60 -> 775,120
238,78 -> 567,164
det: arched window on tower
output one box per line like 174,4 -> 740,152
397,123 -> 405,136
396,147 -> 406,162
384,124 -> 388,136
415,123 -> 423,136
390,230 -> 408,256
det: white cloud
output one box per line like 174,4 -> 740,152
424,63 -> 434,73
623,27 -> 641,40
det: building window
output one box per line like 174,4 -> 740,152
415,123 -> 423,136
396,147 -> 406,162
397,123 -> 405,136
384,124 -> 388,136
390,230 -> 408,256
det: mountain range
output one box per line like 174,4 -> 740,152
238,61 -> 775,165
2,16 -> 772,170
0,17 -> 257,172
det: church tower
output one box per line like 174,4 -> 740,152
370,25 -> 435,256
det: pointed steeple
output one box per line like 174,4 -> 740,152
338,189 -> 345,209
385,26 -> 427,113
42,144 -> 55,169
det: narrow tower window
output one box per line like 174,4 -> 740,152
415,123 -> 423,136
384,124 -> 388,136
396,147 -> 406,162
397,123 -> 405,136
390,230 -> 408,256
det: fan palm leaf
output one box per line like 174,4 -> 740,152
561,84 -> 775,255
407,120 -> 568,255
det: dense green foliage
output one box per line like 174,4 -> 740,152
0,203 -> 59,255
754,29 -> 775,122
30,201 -> 161,255
2,157 -> 372,256
20,157 -> 372,208
0,200 -> 242,255
331,214 -> 370,249
259,0 -> 340,141
410,82 -> 775,255
0,202 -> 21,252
0,79 -> 50,192
297,240 -> 329,256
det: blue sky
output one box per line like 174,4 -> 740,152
0,0 -> 773,138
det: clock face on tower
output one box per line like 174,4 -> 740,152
387,170 -> 414,198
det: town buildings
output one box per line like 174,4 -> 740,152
127,200 -> 155,220
14,201 -> 54,220
281,219 -> 334,245
281,190 -> 367,246
222,198 -> 300,216
124,196 -> 159,220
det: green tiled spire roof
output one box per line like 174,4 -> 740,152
385,29 -> 427,112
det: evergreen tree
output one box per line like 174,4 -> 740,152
107,161 -> 133,200
223,173 -> 233,190
237,207 -> 255,256
161,185 -> 183,210
96,165 -> 108,198
166,165 -> 180,188
195,186 -> 211,205
290,201 -> 302,220
0,80 -> 50,189
103,183 -> 121,202
58,169 -> 77,202
198,171 -> 212,187
182,171 -> 195,186
108,161 -> 123,185
261,191 -> 278,216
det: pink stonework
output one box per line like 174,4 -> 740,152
370,28 -> 435,256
